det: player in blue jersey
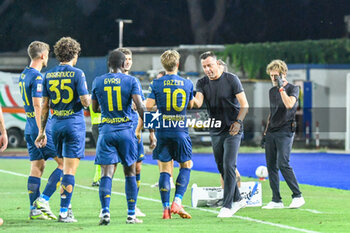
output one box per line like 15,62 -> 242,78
146,50 -> 194,219
117,47 -> 146,217
19,41 -> 63,220
35,37 -> 91,223
92,50 -> 156,225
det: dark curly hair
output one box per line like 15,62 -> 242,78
54,37 -> 81,62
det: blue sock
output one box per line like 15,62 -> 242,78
60,174 -> 75,211
125,176 -> 137,216
99,176 -> 112,213
159,172 -> 171,209
28,176 -> 41,209
136,173 -> 141,194
175,168 -> 191,200
42,168 -> 63,200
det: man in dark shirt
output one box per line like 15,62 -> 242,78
262,59 -> 305,209
194,51 -> 249,218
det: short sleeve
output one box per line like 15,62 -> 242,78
31,75 -> 43,98
136,78 -> 145,100
288,85 -> 299,100
91,79 -> 97,100
131,77 -> 141,96
232,75 -> 244,95
76,71 -> 89,96
148,81 -> 156,99
188,80 -> 194,101
42,74 -> 49,97
196,79 -> 204,94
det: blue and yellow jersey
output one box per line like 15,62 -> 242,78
91,72 -> 141,133
148,74 -> 193,132
130,78 -> 145,128
43,64 -> 89,120
18,67 -> 46,134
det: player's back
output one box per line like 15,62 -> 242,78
19,67 -> 49,134
43,64 -> 88,124
92,72 -> 141,134
149,74 -> 193,132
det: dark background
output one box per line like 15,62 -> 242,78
0,0 -> 349,56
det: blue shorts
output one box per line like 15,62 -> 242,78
95,128 -> 138,166
51,120 -> 85,159
152,131 -> 192,163
25,129 -> 57,161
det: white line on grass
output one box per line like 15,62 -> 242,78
299,209 -> 325,214
0,168 -> 320,233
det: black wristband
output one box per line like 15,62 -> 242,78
235,119 -> 243,125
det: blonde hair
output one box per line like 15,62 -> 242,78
161,50 -> 180,72
266,59 -> 288,75
27,41 -> 50,60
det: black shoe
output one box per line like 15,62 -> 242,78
99,212 -> 110,225
92,181 -> 100,187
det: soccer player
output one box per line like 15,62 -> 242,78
0,105 -> 8,152
193,51 -> 249,217
117,48 -> 146,217
146,50 -> 194,219
35,37 -> 90,223
151,70 -> 175,189
92,50 -> 156,225
19,41 -> 63,220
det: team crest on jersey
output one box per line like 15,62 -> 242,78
37,83 -> 42,92
35,76 -> 42,80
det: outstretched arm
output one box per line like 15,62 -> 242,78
193,92 -> 204,108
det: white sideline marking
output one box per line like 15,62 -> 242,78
113,177 -> 155,187
0,192 -> 27,195
0,169 -> 320,233
300,209 -> 324,214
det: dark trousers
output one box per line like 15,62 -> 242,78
92,124 -> 99,145
265,130 -> 302,202
211,131 -> 242,209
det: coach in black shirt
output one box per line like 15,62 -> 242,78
262,60 -> 305,210
194,51 -> 249,218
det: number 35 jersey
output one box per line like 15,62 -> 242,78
43,64 -> 89,120
91,72 -> 141,134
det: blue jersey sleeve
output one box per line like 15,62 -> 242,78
148,81 -> 155,99
131,77 -> 141,96
91,79 -> 97,100
42,74 -> 49,97
188,80 -> 194,101
31,75 -> 43,98
76,71 -> 89,96
136,78 -> 145,100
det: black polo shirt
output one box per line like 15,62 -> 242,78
268,83 -> 299,132
196,72 -> 244,135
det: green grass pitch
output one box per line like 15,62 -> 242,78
0,158 -> 349,233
